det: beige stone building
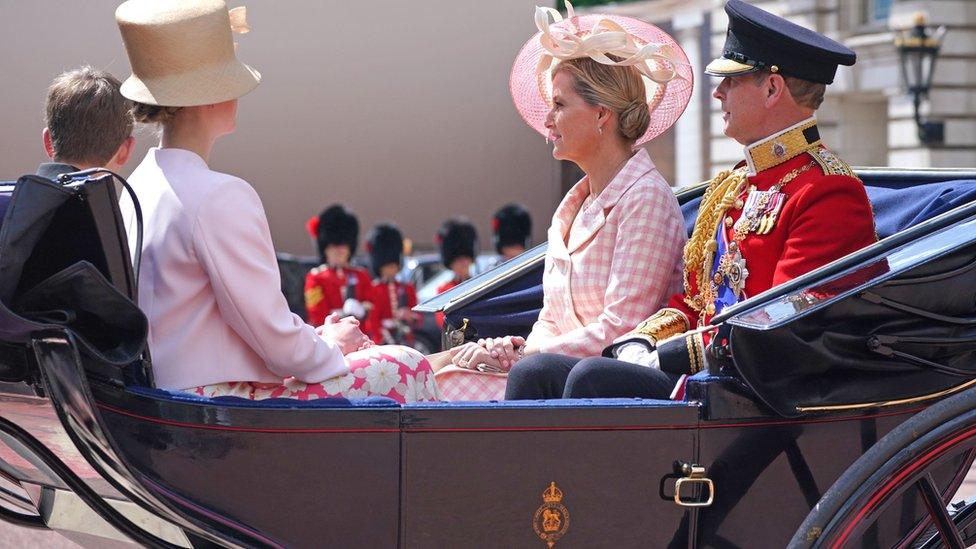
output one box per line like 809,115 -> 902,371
596,0 -> 976,187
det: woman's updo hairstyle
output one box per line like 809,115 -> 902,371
552,55 -> 651,143
131,101 -> 183,124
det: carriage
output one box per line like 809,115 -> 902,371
0,166 -> 975,548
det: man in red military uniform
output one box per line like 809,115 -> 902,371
304,204 -> 374,327
435,217 -> 478,294
506,0 -> 877,400
364,223 -> 418,343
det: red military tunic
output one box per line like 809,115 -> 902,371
613,119 -> 877,374
436,277 -> 465,295
304,265 -> 374,326
365,278 -> 418,342
434,276 -> 467,328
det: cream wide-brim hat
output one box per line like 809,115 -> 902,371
116,0 -> 261,107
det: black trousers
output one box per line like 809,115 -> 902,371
505,353 -> 682,400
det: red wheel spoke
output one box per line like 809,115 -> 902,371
916,473 -> 966,549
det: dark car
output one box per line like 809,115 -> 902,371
0,167 -> 975,547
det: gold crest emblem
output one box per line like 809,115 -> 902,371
533,482 -> 570,548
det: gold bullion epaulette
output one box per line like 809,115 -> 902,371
809,147 -> 857,178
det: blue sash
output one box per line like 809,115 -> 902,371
710,217 -> 740,316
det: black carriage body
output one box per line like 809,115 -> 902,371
0,168 -> 975,547
0,368 -> 927,548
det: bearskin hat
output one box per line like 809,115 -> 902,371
492,203 -> 532,254
306,204 -> 359,260
367,223 -> 404,277
436,217 -> 477,269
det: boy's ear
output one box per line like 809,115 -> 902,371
42,128 -> 56,160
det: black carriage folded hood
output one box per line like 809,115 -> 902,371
725,200 -> 976,417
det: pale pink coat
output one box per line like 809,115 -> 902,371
525,148 -> 686,357
119,148 -> 348,390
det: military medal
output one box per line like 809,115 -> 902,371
717,242 -> 749,297
712,161 -> 816,307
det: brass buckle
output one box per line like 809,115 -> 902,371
673,464 -> 714,507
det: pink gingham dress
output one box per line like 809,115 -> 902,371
437,149 -> 686,400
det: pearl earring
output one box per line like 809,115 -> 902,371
598,126 -> 603,135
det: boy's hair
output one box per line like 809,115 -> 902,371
44,67 -> 133,165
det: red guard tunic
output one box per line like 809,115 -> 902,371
434,277 -> 465,329
611,119 -> 877,374
304,265 -> 373,326
436,277 -> 464,295
366,278 -> 418,342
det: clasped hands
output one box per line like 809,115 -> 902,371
316,313 -> 373,354
450,335 -> 526,373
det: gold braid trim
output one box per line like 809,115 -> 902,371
682,168 -> 749,314
627,308 -> 689,345
687,332 -> 705,374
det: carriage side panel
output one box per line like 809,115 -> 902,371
400,401 -> 699,548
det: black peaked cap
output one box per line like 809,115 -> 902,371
705,0 -> 856,84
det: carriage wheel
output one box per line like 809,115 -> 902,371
790,385 -> 976,549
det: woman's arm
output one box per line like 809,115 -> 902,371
535,183 -> 686,357
524,254 -> 560,349
192,179 -> 349,383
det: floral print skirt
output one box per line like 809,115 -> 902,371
190,345 -> 441,403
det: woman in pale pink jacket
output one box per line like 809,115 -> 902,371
115,0 -> 438,402
437,5 -> 693,401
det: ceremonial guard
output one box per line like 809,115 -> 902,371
365,223 -> 418,344
492,203 -> 532,264
507,0 -> 877,400
435,217 -> 478,294
304,204 -> 373,326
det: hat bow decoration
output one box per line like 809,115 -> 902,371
534,2 -> 689,90
228,6 -> 249,49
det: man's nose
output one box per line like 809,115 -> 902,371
713,78 -> 729,100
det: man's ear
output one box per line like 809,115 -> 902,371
764,74 -> 788,107
112,136 -> 136,167
42,128 -> 56,160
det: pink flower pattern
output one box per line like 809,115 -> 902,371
190,345 -> 441,403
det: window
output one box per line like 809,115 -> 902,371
865,0 -> 893,24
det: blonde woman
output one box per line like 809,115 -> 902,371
436,3 -> 693,401
116,0 -> 438,402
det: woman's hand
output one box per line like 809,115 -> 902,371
317,313 -> 371,355
479,336 -> 526,370
449,342 -> 505,372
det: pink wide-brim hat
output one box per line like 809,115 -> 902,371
510,4 -> 694,146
